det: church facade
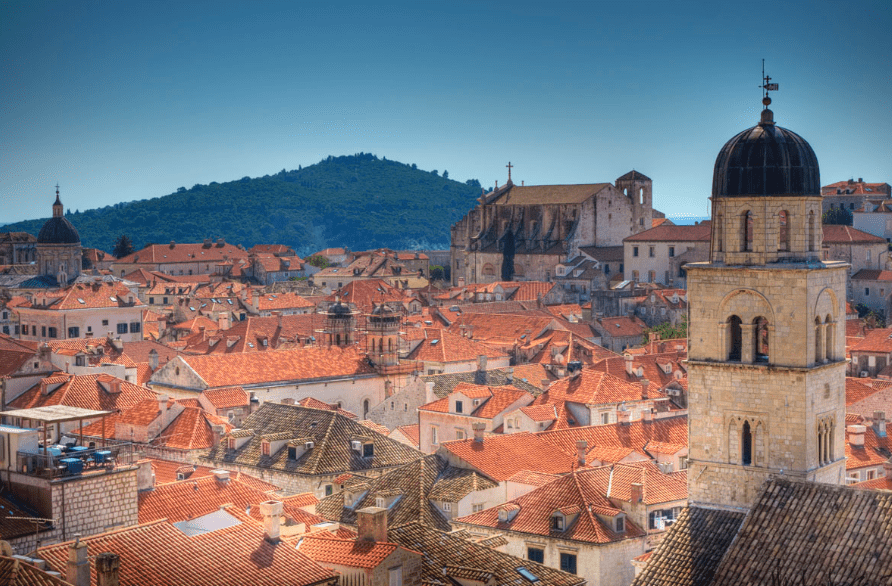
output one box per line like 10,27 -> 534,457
450,170 -> 654,285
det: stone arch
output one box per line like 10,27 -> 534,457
753,316 -> 770,362
482,264 -> 496,277
814,288 -> 838,362
727,315 -> 742,361
741,420 -> 752,465
718,289 -> 776,326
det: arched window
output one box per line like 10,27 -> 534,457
808,211 -> 816,252
742,211 -> 753,252
728,316 -> 742,361
336,333 -> 341,346
742,421 -> 752,466
639,188 -> 644,205
482,264 -> 496,276
753,317 -> 769,362
387,338 -> 393,352
814,317 -> 823,363
363,399 -> 370,419
778,210 -> 789,251
825,315 -> 834,361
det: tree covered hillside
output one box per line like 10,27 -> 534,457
4,154 -> 481,255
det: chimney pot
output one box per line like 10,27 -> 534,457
472,422 -> 486,442
617,408 -> 631,426
642,408 -> 653,423
630,482 -> 643,503
641,379 -> 650,400
212,469 -> 230,484
477,355 -> 487,371
624,354 -> 634,376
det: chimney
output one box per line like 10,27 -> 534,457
648,331 -> 660,343
136,459 -> 155,491
617,408 -> 631,426
885,459 -> 892,479
96,552 -> 121,586
477,355 -> 487,372
149,349 -> 158,371
157,394 -> 168,417
66,536 -> 90,586
259,500 -> 283,542
873,411 -> 887,438
212,469 -> 230,484
506,367 -> 514,384
642,408 -> 653,423
641,379 -> 650,400
425,381 -> 436,402
211,425 -> 225,447
472,421 -> 486,443
624,354 -> 634,376
576,439 -> 587,466
356,506 -> 388,542
630,482 -> 643,503
848,425 -> 866,448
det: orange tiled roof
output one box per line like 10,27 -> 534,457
407,327 -> 507,363
392,424 -> 420,446
850,327 -> 892,353
156,408 -> 232,450
358,420 -> 390,435
38,512 -> 336,586
596,316 -> 648,338
822,224 -> 886,244
624,223 -> 711,242
845,423 -> 890,470
24,281 -> 144,311
170,346 -> 375,388
852,269 -> 892,282
145,458 -> 217,485
296,396 -> 358,419
822,180 -> 891,196
202,386 -> 249,409
533,369 -> 665,406
252,291 -> 315,311
138,475 -> 284,524
299,536 -> 402,569
454,467 -> 645,544
9,373 -> 156,412
116,241 -> 249,265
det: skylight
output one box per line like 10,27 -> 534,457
109,297 -> 117,302
516,567 -> 539,583
77,298 -> 85,304
430,339 -> 439,345
173,509 -> 241,537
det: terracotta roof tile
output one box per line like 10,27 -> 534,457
624,223 -> 711,242
202,386 -> 249,409
299,536 -> 402,569
822,224 -> 886,243
407,327 -> 507,363
9,373 -> 156,412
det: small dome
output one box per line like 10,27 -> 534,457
37,216 -> 81,244
712,110 -> 820,197
329,302 -> 352,316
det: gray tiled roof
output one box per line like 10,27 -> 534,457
204,403 -> 421,476
389,522 -> 586,586
420,368 -> 542,399
316,454 -> 496,532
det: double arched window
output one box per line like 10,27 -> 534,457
726,315 -> 770,363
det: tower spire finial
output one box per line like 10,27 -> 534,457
506,161 -> 513,183
760,59 -> 778,109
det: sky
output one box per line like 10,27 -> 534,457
2,0 -> 891,225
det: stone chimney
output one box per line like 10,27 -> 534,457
848,425 -> 866,448
259,500 -> 283,542
630,482 -> 643,503
624,354 -> 634,377
640,379 -> 650,400
136,459 -> 155,491
96,552 -> 121,586
477,355 -> 487,371
211,425 -> 225,447
66,536 -> 90,586
642,408 -> 653,423
617,407 -> 631,426
149,349 -> 159,371
576,439 -> 587,466
425,381 -> 436,403
157,394 -> 168,418
885,459 -> 892,479
873,411 -> 887,438
356,506 -> 388,542
472,422 -> 486,443
506,367 -> 514,384
212,468 -> 229,483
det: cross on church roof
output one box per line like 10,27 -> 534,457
506,162 -> 513,182
760,59 -> 778,108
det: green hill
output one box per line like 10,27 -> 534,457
4,154 -> 481,255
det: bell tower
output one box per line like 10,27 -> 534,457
685,86 -> 847,510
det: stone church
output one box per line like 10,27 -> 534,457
450,169 -> 655,285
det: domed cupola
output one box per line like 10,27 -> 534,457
709,82 -> 824,266
712,108 -> 820,198
37,188 -> 81,244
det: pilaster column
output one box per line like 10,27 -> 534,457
815,323 -> 826,364
741,324 -> 756,364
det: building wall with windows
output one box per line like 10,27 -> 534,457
16,305 -> 145,343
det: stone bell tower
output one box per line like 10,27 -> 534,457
685,91 -> 847,510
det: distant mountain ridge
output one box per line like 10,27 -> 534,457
3,154 -> 482,255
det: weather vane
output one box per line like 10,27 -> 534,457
761,59 -> 778,109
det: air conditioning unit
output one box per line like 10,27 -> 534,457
351,440 -> 362,451
860,371 -> 869,378
305,441 -> 314,450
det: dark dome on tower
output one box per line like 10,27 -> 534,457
37,216 -> 81,244
712,110 -> 820,197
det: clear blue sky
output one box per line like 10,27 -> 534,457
2,0 -> 890,225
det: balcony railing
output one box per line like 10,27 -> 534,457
17,443 -> 143,479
